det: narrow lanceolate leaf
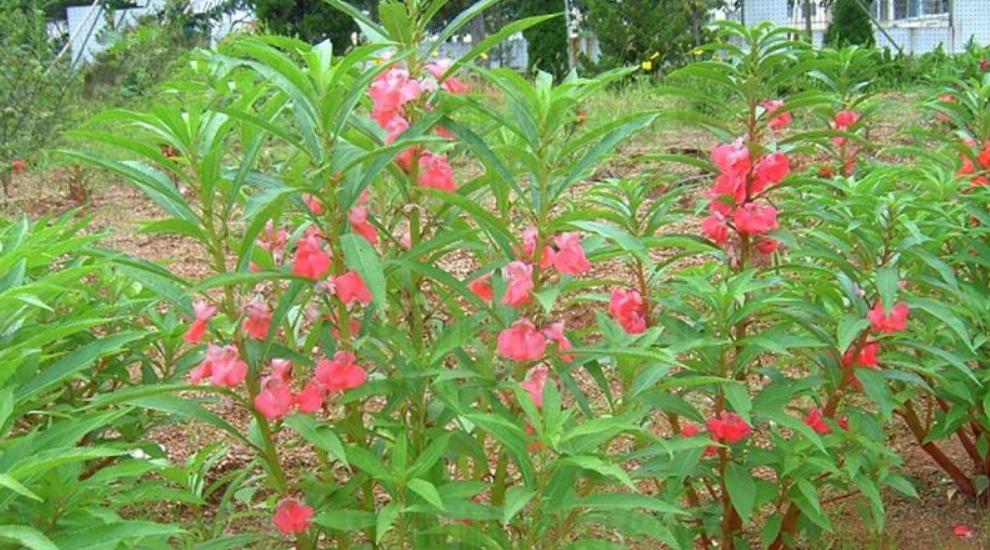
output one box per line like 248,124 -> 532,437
876,265 -> 900,314
725,463 -> 756,524
0,525 -> 59,550
408,478 -> 444,509
375,501 -> 401,544
0,473 -> 42,501
340,234 -> 387,311
502,486 -> 535,524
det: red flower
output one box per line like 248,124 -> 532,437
10,159 -> 26,173
954,523 -> 975,538
838,416 -> 849,431
763,99 -> 792,130
754,152 -> 790,194
609,288 -> 647,334
418,152 -> 457,192
369,66 -> 421,126
315,351 -> 368,392
707,412 -> 751,444
867,301 -> 909,334
680,422 -> 701,437
302,194 -> 324,215
274,498 -> 314,535
542,321 -> 575,362
349,206 -> 378,245
520,226 -> 555,268
754,237 -> 779,255
803,408 -> 831,434
189,344 -> 247,387
243,302 -> 272,340
294,379 -> 326,413
501,261 -> 534,308
701,213 -> 730,245
833,110 -> 860,130
468,274 -> 494,302
843,341 -> 879,367
733,203 -> 778,235
496,319 -> 547,362
520,365 -> 549,408
552,232 -> 591,275
335,271 -> 373,305
292,235 -> 331,280
183,300 -> 217,344
711,141 -> 751,177
981,59 -> 990,72
254,377 -> 294,419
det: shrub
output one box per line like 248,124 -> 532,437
824,0 -> 875,48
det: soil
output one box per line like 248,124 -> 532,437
5,97 -> 990,549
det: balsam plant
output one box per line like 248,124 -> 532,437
58,9 -> 990,550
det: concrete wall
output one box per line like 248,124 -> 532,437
738,0 -> 989,54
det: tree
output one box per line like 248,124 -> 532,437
516,0 -> 568,79
824,0 -> 875,47
584,0 -> 710,74
250,0 -> 373,49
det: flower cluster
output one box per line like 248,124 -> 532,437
701,137 -> 789,253
958,138 -> 990,187
369,59 -> 469,192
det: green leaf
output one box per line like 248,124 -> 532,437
314,510 -> 376,532
502,486 -> 535,525
376,501 -> 401,544
725,463 -> 756,524
340,234 -> 387,311
408,478 -> 444,510
723,382 -> 752,424
283,415 -> 349,468
836,315 -> 870,353
0,525 -> 59,550
876,266 -> 900,315
0,473 -> 42,501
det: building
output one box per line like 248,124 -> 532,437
732,0 -> 990,54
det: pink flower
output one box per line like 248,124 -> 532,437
954,524 -> 975,538
701,213 -> 730,245
733,203 -> 778,235
189,344 -> 247,387
552,232 -> 591,275
349,205 -> 378,245
274,498 -> 314,535
468,274 -> 494,302
497,319 -> 547,362
258,221 -> 289,254
425,59 -> 470,94
867,301 -> 910,334
520,226 -> 554,268
755,237 -> 779,255
542,321 -> 575,362
293,235 -> 331,280
981,59 -> 990,72
680,422 -> 701,437
335,271 -> 373,305
711,141 -> 751,177
707,412 -> 752,444
754,152 -> 790,194
369,67 -> 422,126
183,300 -> 218,344
707,173 -> 747,207
833,110 -> 860,130
383,115 -> 409,144
501,261 -> 534,308
254,377 -> 294,419
843,341 -> 879,367
803,408 -> 831,434
11,159 -> 26,173
763,99 -> 792,130
271,359 -> 293,383
520,365 -> 550,407
294,379 -> 326,413
609,288 -> 647,334
243,302 -> 272,340
302,194 -> 324,215
418,152 -> 456,192
315,351 -> 368,392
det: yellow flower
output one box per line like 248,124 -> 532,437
641,60 -> 653,71
649,51 -> 660,60
480,52 -> 489,60
692,47 -> 704,56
